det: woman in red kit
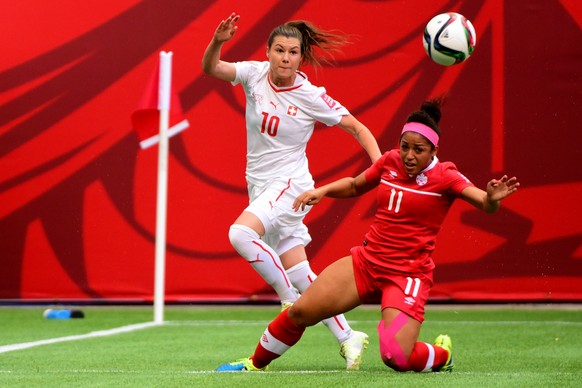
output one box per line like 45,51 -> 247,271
216,97 -> 520,372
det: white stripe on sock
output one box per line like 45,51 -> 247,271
260,328 -> 291,355
422,343 -> 435,372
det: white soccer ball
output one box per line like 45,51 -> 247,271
423,12 -> 476,66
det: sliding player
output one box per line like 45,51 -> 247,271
216,97 -> 520,372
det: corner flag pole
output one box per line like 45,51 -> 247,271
154,51 -> 172,324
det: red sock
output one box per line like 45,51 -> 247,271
406,342 -> 449,372
432,343 -> 450,369
251,309 -> 305,369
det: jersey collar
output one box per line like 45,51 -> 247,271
421,156 -> 439,173
268,71 -> 305,93
407,156 -> 439,177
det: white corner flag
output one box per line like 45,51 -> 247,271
131,52 -> 189,323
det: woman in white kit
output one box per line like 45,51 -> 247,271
202,12 -> 382,370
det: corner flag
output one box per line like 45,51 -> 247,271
131,55 -> 189,149
131,52 -> 187,324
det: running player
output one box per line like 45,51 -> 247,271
216,97 -> 520,372
201,13 -> 382,370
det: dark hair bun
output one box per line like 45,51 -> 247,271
404,96 -> 445,137
420,98 -> 443,125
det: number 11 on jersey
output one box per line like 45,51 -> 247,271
388,188 -> 403,213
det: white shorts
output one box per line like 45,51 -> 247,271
245,177 -> 314,256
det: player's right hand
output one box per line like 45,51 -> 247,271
214,12 -> 240,43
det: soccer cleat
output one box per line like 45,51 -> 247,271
433,334 -> 454,372
215,357 -> 267,372
280,301 -> 293,311
339,331 -> 369,370
280,288 -> 300,311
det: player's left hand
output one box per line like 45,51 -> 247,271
293,189 -> 324,212
486,175 -> 520,202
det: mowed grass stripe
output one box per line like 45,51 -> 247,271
2,317 -> 579,354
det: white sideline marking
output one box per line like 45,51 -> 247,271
41,370 -> 343,375
0,322 -> 161,354
2,369 -> 578,377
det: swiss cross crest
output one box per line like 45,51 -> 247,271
287,105 -> 298,116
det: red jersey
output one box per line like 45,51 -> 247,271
360,149 -> 474,274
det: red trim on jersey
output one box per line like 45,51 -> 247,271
381,180 -> 443,197
267,72 -> 304,93
275,179 -> 292,202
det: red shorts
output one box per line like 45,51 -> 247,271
351,246 -> 433,322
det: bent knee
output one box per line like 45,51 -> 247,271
228,224 -> 258,250
381,354 -> 408,372
378,316 -> 411,371
380,343 -> 410,371
287,304 -> 318,327
228,225 -> 240,248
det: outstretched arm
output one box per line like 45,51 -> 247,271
201,12 -> 239,81
338,114 -> 382,163
293,171 -> 377,211
461,175 -> 520,214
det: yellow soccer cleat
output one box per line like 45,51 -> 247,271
433,334 -> 454,372
215,357 -> 267,372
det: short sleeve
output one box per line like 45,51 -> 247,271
443,164 -> 475,195
364,152 -> 390,184
231,61 -> 263,87
308,88 -> 350,127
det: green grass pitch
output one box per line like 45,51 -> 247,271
1,304 -> 581,387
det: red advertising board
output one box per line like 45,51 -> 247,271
1,0 -> 581,302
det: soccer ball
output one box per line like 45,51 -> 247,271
423,12 -> 476,66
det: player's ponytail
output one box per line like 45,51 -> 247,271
268,21 -> 348,67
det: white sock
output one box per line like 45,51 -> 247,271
229,224 -> 299,304
286,261 -> 353,344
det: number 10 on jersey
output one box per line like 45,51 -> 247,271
261,112 -> 279,137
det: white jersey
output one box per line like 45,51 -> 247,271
232,61 -> 350,186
